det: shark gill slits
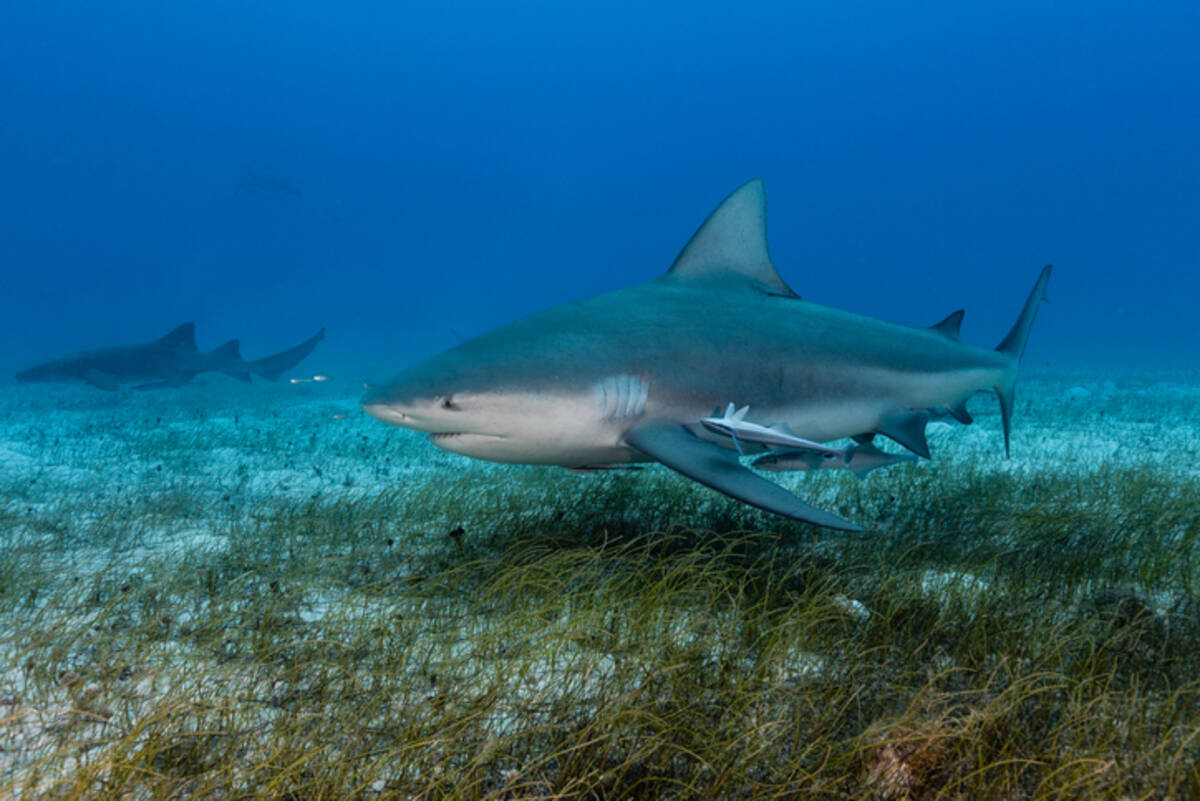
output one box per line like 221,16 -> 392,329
596,374 -> 649,420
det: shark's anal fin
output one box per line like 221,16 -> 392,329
876,408 -> 931,459
625,424 -> 863,531
946,400 -> 973,425
81,369 -> 120,391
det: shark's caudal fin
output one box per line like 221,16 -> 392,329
993,265 -> 1053,456
249,328 -> 325,381
156,322 -> 197,350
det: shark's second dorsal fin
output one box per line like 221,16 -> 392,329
662,178 -> 799,299
210,339 -> 243,359
157,322 -> 197,350
928,309 -> 964,341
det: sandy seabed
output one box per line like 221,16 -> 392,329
1,367 -> 1198,798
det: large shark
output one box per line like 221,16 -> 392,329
362,179 -> 1050,530
16,323 -> 325,390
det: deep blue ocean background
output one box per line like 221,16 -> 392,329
2,0 -> 1196,381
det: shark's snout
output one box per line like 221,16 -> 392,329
360,386 -> 413,426
15,364 -> 56,383
362,402 -> 409,426
360,382 -> 451,430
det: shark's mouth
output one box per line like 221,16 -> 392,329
429,432 -> 505,441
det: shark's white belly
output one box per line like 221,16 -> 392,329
427,363 -> 1003,467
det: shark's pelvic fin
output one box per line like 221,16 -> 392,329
875,407 -> 932,458
993,264 -> 1053,456
625,424 -> 863,531
928,309 -> 964,341
133,377 -> 193,391
82,369 -> 119,391
156,323 -> 198,351
661,178 -> 800,299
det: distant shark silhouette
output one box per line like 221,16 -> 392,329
16,324 -> 325,391
361,178 -> 1050,530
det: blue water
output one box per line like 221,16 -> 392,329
1,0 -> 1196,377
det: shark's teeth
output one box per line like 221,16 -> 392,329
596,374 -> 649,420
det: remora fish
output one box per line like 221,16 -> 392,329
16,324 -> 325,390
701,402 -> 844,457
362,179 -> 1050,530
754,441 -> 918,479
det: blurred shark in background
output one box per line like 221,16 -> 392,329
16,323 -> 324,391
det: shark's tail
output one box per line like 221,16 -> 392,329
208,339 -> 252,383
993,265 -> 1052,456
248,327 -> 325,381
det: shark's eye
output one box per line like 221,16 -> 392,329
440,396 -> 459,411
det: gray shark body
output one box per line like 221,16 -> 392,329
362,179 -> 1050,530
16,323 -> 324,390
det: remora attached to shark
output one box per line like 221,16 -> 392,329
362,179 -> 1051,530
16,323 -> 325,390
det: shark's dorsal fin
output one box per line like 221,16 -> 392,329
663,178 -> 800,299
157,323 -> 197,350
210,339 -> 242,360
928,309 -> 964,341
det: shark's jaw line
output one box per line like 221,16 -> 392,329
361,178 -> 1051,530
429,432 -> 506,442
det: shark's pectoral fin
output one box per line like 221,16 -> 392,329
81,369 -> 120,391
132,374 -> 195,391
625,424 -> 863,531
